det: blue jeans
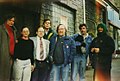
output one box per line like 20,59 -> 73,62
71,54 -> 86,81
50,64 -> 69,81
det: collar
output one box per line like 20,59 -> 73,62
79,33 -> 89,39
37,36 -> 43,40
5,22 -> 11,29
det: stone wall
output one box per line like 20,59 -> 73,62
40,0 -> 84,34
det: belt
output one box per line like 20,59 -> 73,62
35,59 -> 47,63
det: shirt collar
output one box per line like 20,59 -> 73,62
79,33 -> 89,39
37,36 -> 43,40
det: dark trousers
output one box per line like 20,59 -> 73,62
31,60 -> 50,81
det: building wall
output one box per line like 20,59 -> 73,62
114,0 -> 120,49
59,0 -> 84,33
106,0 -> 120,49
40,0 -> 84,34
86,0 -> 96,37
114,0 -> 120,7
52,3 -> 75,35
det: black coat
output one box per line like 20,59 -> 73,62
90,33 -> 115,69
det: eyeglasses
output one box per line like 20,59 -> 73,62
38,31 -> 44,32
58,28 -> 65,30
45,21 -> 51,24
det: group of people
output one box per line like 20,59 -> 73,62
0,14 -> 115,81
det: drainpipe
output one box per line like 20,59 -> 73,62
83,0 -> 86,23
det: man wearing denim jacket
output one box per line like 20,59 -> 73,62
71,24 -> 92,81
49,24 -> 76,81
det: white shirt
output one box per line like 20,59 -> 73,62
83,33 -> 89,40
36,36 -> 47,61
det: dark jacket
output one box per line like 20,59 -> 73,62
43,28 -> 56,41
90,33 -> 115,69
49,35 -> 76,66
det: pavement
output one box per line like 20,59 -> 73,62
11,59 -> 120,81
111,59 -> 120,81
85,58 -> 120,81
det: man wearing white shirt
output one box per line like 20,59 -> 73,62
30,27 -> 50,81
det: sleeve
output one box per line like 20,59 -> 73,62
47,41 -> 50,56
13,40 -> 19,60
69,38 -> 76,63
89,38 -> 96,63
89,38 -> 96,52
46,41 -> 50,63
31,41 -> 34,65
48,37 -> 55,63
49,31 -> 57,41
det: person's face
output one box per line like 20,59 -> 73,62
98,27 -> 103,33
80,26 -> 87,35
36,27 -> 44,38
58,25 -> 66,37
6,17 -> 15,27
21,27 -> 30,37
44,20 -> 51,29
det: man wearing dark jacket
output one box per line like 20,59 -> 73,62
42,19 -> 56,81
43,19 -> 56,41
49,24 -> 76,81
90,23 -> 115,81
